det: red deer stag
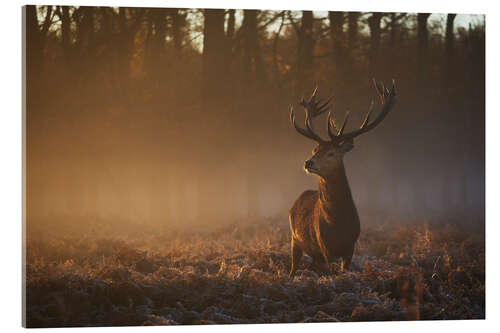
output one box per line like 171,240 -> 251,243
288,79 -> 397,277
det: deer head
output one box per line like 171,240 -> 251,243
290,79 -> 397,179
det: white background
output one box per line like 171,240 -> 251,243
1,0 -> 496,332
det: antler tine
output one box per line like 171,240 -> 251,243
292,87 -> 334,143
360,100 -> 375,129
310,86 -> 318,102
372,78 -> 380,93
337,111 -> 350,136
289,105 -> 297,128
291,80 -> 396,145
290,105 -> 325,143
300,87 -> 333,116
305,110 -> 324,142
290,106 -> 310,138
327,112 -> 339,140
331,79 -> 396,143
317,96 -> 333,114
373,78 -> 386,102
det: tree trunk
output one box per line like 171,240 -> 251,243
242,10 -> 264,85
76,7 -> 95,56
443,13 -> 456,96
417,13 -> 431,92
40,6 -> 53,39
272,12 -> 285,85
345,11 -> 359,76
147,8 -> 168,93
368,13 -> 382,77
328,11 -> 344,92
202,9 -> 228,113
201,9 -> 229,220
152,9 -> 168,52
112,7 -> 144,101
297,11 -> 314,93
329,12 -> 344,71
25,5 -> 39,234
168,8 -> 184,53
25,5 -> 40,50
347,12 -> 359,51
60,6 -> 71,65
25,5 -> 54,106
74,6 -> 95,88
445,14 -> 456,60
388,13 -> 397,48
25,5 -> 42,95
442,14 -> 458,216
240,10 -> 264,219
227,9 -> 235,41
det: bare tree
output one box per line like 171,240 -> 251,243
26,5 -> 41,78
75,7 -> 95,60
242,10 -> 264,84
443,13 -> 457,95
168,8 -> 185,53
151,9 -> 168,53
296,11 -> 314,93
387,13 -> 406,48
227,9 -> 235,41
328,12 -> 344,72
25,5 -> 56,108
57,6 -> 71,66
368,13 -> 383,77
417,13 -> 431,91
26,6 -> 53,80
347,12 -> 359,51
202,9 -> 228,112
343,11 -> 360,76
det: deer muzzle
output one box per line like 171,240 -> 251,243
304,159 -> 318,174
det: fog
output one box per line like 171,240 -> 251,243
25,7 -> 485,232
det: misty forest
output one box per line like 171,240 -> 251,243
24,6 -> 485,327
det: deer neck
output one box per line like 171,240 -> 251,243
317,162 -> 356,224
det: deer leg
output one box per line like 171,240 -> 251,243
311,257 -> 329,275
316,239 -> 332,274
341,247 -> 354,273
289,239 -> 303,278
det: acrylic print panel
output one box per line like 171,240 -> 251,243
23,4 -> 485,327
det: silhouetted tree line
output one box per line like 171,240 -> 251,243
25,6 -> 484,225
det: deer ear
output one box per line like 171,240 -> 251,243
339,139 -> 354,153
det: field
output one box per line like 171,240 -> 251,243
24,217 -> 485,327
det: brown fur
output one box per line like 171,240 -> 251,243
289,146 -> 360,277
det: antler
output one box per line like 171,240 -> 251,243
328,79 -> 397,143
290,87 -> 332,143
290,79 -> 397,144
